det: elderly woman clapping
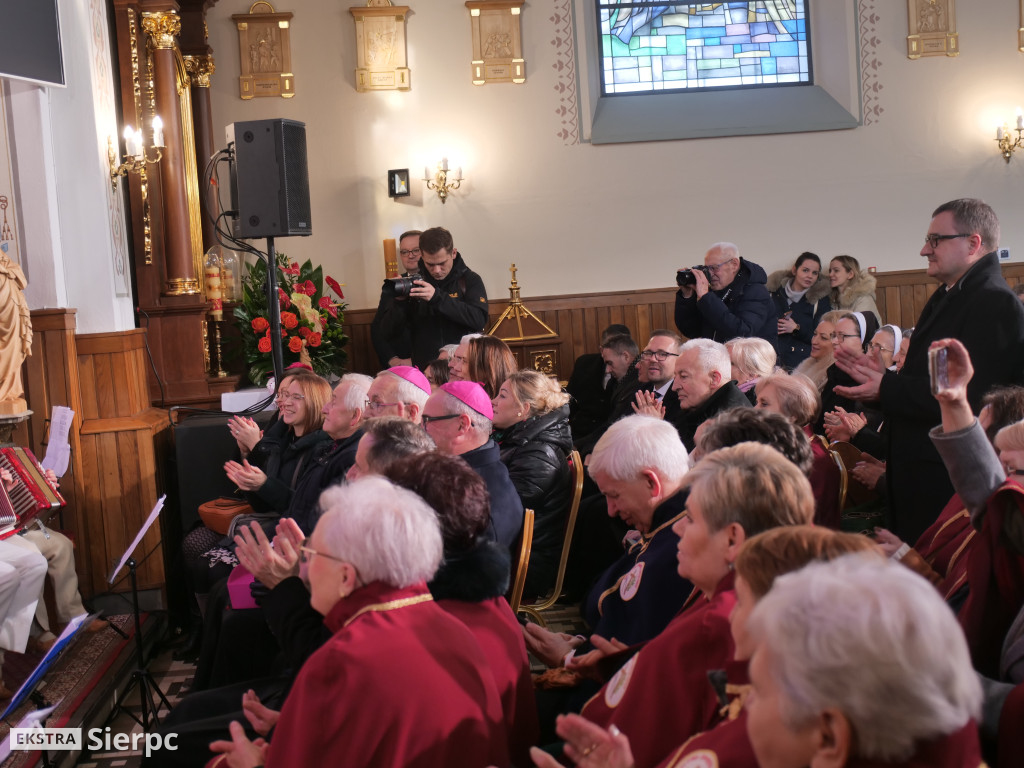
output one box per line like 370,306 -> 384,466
210,477 -> 507,768
746,554 -> 983,768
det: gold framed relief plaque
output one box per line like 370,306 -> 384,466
349,1 -> 411,92
232,1 -> 295,99
1019,0 -> 1024,51
465,0 -> 525,85
907,0 -> 958,59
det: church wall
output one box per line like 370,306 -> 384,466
200,0 -> 1024,314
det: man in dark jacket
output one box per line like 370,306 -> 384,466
370,229 -> 420,368
566,323 -> 633,440
378,226 -> 488,369
835,198 -> 1024,543
674,242 -> 777,345
669,338 -> 751,451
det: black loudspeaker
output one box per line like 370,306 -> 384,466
226,118 -> 312,239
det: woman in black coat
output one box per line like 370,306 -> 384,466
491,369 -> 573,599
767,251 -> 832,371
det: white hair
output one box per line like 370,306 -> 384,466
680,338 -> 732,379
440,344 -> 459,358
589,414 -> 689,485
441,391 -> 493,437
377,369 -> 429,409
725,337 -> 777,381
460,333 -> 484,346
749,554 -> 982,762
338,373 -> 372,410
707,241 -> 740,261
317,477 -> 443,588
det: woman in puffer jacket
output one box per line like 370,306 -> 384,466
767,251 -> 832,371
491,369 -> 573,599
828,254 -> 881,323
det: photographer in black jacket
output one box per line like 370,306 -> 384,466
378,227 -> 489,369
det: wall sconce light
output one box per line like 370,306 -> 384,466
995,108 -> 1024,163
423,158 -> 463,204
109,117 -> 165,189
388,169 -> 411,198
109,117 -> 165,264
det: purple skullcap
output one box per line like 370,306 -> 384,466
440,380 -> 494,421
388,365 -> 431,394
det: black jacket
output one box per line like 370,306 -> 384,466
496,406 -> 573,598
766,271 -> 832,370
880,251 -> 1024,542
675,258 -> 777,345
567,353 -> 615,440
668,380 -> 751,451
370,274 -> 413,367
245,421 -> 332,514
378,253 -> 488,368
460,440 -> 525,550
287,430 -> 363,535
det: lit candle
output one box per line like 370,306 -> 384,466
123,125 -> 136,157
998,126 -> 1005,141
152,115 -> 164,148
440,157 -> 449,172
455,166 -> 463,181
133,129 -> 144,158
1017,107 -> 1023,130
423,166 -> 431,181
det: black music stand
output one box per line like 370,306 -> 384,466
106,495 -> 171,731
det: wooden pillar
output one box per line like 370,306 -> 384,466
141,9 -> 200,297
185,54 -> 217,251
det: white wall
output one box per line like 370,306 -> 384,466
2,0 -> 135,334
205,0 -> 1024,312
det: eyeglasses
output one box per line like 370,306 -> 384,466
924,233 -> 971,249
829,332 -> 861,342
421,413 -> 461,426
367,400 -> 400,412
639,350 -> 680,362
705,260 -> 735,274
399,247 -> 421,257
299,539 -> 348,565
868,342 -> 893,353
279,392 -> 306,403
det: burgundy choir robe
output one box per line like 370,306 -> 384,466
438,596 -> 538,767
265,581 -> 508,768
581,573 -> 737,768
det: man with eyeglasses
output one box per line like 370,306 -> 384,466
370,229 -> 421,368
834,198 -> 1024,543
421,381 -> 524,548
363,366 -> 431,425
674,241 -> 777,346
376,226 -> 489,370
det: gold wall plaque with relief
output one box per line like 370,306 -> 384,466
349,1 -> 411,92
465,0 -> 525,85
906,0 -> 958,59
232,1 -> 296,98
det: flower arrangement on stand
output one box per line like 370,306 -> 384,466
233,253 -> 348,386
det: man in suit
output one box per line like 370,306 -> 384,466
836,198 -> 1024,543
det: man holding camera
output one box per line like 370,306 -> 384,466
371,229 -> 422,367
376,226 -> 489,369
674,242 -> 776,346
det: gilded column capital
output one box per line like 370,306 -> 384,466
142,11 -> 181,49
184,55 -> 216,87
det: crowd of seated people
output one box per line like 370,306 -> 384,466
139,201 -> 1024,768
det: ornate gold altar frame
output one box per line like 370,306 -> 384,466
907,0 -> 958,58
465,1 -> 525,85
349,1 -> 411,92
232,2 -> 295,99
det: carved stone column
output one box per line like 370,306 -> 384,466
184,54 -> 217,251
142,10 -> 201,296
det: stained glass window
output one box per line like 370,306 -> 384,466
598,1 -> 811,95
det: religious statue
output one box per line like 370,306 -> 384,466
0,251 -> 32,415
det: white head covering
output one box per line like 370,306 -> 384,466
851,312 -> 867,343
880,324 -> 903,354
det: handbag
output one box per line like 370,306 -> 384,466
198,497 -> 254,535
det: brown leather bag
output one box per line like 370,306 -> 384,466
198,497 -> 254,535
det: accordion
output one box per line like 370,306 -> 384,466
0,447 -> 66,539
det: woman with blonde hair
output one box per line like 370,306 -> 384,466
828,255 -> 881,323
725,336 -> 777,404
492,369 -> 572,598
792,310 -> 841,393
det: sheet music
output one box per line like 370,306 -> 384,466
108,495 -> 166,584
41,406 -> 74,478
0,704 -> 58,762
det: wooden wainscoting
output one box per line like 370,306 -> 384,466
343,263 -> 1024,380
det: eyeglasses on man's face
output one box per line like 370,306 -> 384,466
705,258 -> 736,274
923,233 -> 970,249
299,539 -> 347,565
420,413 -> 461,426
367,399 -> 400,412
399,247 -> 422,258
639,350 -> 680,362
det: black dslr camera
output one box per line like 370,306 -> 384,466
387,272 -> 422,298
676,265 -> 712,287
